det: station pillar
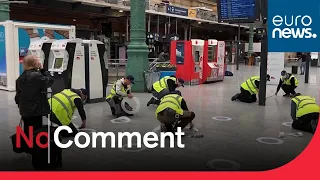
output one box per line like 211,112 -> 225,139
126,0 -> 149,92
0,1 -> 10,22
247,24 -> 254,56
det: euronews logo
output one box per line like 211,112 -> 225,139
271,15 -> 317,39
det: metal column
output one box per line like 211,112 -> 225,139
236,24 -> 240,70
305,52 -> 310,83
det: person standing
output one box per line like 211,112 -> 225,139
15,55 -> 53,142
298,53 -> 308,75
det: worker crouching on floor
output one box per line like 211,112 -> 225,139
155,93 -> 195,133
290,93 -> 319,134
106,75 -> 135,117
147,75 -> 184,106
48,88 -> 88,137
275,70 -> 299,97
231,74 -> 270,103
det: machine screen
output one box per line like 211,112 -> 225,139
208,46 -> 216,62
54,58 -> 63,69
195,51 -> 200,62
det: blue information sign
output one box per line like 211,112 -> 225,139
166,5 -> 188,17
217,0 -> 260,23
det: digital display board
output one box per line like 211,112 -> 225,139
217,0 -> 260,23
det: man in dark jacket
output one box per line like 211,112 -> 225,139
15,55 -> 54,137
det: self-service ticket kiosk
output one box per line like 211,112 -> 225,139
27,38 -> 55,71
202,39 -> 225,83
170,40 -> 202,85
48,39 -> 107,103
82,40 -> 108,103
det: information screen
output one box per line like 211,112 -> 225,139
208,46 -> 216,62
217,0 -> 260,23
194,51 -> 200,62
54,58 -> 63,69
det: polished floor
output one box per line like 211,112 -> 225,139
0,65 -> 319,171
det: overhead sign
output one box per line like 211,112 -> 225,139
166,5 -> 188,17
217,0 -> 260,23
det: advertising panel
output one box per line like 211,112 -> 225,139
0,25 -> 6,87
176,42 -> 184,65
18,28 -> 70,75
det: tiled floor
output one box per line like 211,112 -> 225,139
0,65 -> 319,171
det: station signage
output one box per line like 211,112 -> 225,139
166,5 -> 188,17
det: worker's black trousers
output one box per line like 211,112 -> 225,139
281,84 -> 297,95
237,87 -> 257,103
292,113 -> 319,134
50,113 -> 78,137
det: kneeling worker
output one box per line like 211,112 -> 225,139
290,93 -> 319,134
49,88 -> 88,137
155,93 -> 195,133
106,75 -> 135,117
147,76 -> 184,106
231,75 -> 270,103
275,70 -> 299,97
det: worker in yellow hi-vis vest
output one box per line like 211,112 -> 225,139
231,74 -> 270,103
275,70 -> 299,97
147,75 -> 184,106
290,93 -> 319,134
48,88 -> 88,137
155,93 -> 195,133
106,75 -> 135,117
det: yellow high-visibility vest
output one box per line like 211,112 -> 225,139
155,94 -> 183,118
240,76 -> 260,95
292,95 -> 319,118
152,76 -> 176,93
281,75 -> 299,86
106,80 -> 128,99
49,89 -> 80,125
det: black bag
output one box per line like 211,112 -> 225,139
10,120 -> 26,154
225,70 -> 234,76
31,125 -> 63,170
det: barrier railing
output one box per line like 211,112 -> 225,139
108,58 -> 160,83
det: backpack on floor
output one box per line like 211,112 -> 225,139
225,71 -> 233,76
31,125 -> 63,170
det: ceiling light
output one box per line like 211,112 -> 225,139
119,10 -> 123,12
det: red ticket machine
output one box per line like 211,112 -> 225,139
170,39 -> 204,85
202,39 -> 226,83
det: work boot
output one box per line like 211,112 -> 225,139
147,97 -> 157,106
110,107 -> 116,115
231,93 -> 240,101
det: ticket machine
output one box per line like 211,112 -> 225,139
27,38 -> 55,71
170,40 -> 203,85
48,39 -> 107,103
202,39 -> 225,83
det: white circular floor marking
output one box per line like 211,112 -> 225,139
121,97 -> 140,115
282,122 -> 292,127
206,159 -> 240,170
212,116 -> 232,121
110,116 -> 131,123
120,143 -> 146,152
72,116 -> 77,119
256,137 -> 284,145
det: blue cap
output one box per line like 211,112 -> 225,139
126,75 -> 135,84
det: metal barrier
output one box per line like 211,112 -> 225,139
108,58 -> 160,83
